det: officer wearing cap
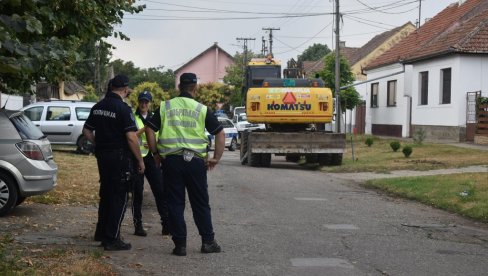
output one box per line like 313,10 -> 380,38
131,90 -> 169,237
83,74 -> 145,251
146,72 -> 225,256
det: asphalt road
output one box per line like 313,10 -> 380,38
105,150 -> 488,276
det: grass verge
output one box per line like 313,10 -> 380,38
364,173 -> 488,222
28,148 -> 100,205
0,234 -> 114,275
321,135 -> 488,173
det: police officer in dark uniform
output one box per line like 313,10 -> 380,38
83,74 -> 145,251
132,91 -> 169,236
145,72 -> 225,256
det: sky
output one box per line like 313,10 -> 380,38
107,0 -> 457,71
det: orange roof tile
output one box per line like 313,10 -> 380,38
366,0 -> 488,70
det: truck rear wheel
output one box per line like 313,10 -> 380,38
261,153 -> 271,167
305,154 -> 318,164
249,153 -> 261,167
240,132 -> 249,165
331,153 -> 343,166
318,154 -> 332,166
285,154 -> 300,162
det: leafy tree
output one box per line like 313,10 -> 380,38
195,83 -> 232,112
0,0 -> 145,94
83,84 -> 99,102
111,60 -> 176,92
127,82 -> 170,111
297,43 -> 331,63
223,51 -> 258,108
318,52 -> 361,111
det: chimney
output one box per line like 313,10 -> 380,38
339,41 -> 346,48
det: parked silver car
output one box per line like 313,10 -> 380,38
0,109 -> 58,216
21,100 -> 95,153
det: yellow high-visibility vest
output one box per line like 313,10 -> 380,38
157,97 -> 208,158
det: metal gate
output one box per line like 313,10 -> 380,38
466,91 -> 481,141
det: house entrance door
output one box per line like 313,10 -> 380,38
355,101 -> 366,135
466,91 -> 481,141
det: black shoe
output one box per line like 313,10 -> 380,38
172,245 -> 187,256
94,233 -> 102,242
134,224 -> 147,237
162,227 -> 170,236
201,240 -> 221,253
103,239 -> 132,251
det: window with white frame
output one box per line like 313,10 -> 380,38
419,71 -> 429,105
371,82 -> 378,108
387,80 -> 397,107
441,68 -> 451,104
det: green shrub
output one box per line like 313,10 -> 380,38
390,141 -> 401,152
365,137 -> 374,147
413,128 -> 426,145
402,145 -> 413,157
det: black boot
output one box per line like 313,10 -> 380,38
172,240 -> 187,256
201,240 -> 221,253
134,223 -> 147,237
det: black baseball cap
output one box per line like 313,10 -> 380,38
111,74 -> 130,88
180,73 -> 197,85
138,90 -> 152,101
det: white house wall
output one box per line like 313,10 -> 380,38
365,63 -> 411,137
411,55 -> 488,129
411,56 -> 462,127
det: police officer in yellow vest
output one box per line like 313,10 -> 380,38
132,91 -> 169,237
146,72 -> 225,256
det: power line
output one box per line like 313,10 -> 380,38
125,13 -> 331,21
274,20 -> 333,55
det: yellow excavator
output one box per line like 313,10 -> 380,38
239,56 -> 345,167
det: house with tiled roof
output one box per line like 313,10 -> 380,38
302,23 -> 415,81
302,42 -> 359,79
174,42 -> 234,87
364,0 -> 488,142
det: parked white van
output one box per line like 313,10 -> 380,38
21,100 -> 95,153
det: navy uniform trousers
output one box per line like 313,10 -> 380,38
132,152 -> 169,225
162,155 -> 215,243
95,149 -> 132,243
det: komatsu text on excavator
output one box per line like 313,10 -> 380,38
239,56 -> 345,167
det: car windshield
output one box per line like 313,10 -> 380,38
219,119 -> 234,128
239,114 -> 247,121
10,112 -> 45,140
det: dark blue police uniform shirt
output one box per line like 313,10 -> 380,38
84,91 -> 137,151
146,92 -> 223,135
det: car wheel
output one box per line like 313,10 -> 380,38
228,138 -> 237,151
0,172 -> 18,217
16,196 -> 26,206
77,135 -> 93,154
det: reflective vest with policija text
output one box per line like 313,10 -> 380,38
134,112 -> 158,157
157,97 -> 209,158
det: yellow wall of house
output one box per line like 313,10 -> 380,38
58,81 -> 86,101
352,24 -> 416,81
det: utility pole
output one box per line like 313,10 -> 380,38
262,27 -> 280,56
236,37 -> 255,68
261,36 -> 268,56
335,0 -> 341,133
417,0 -> 422,28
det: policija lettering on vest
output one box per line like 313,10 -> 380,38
166,108 -> 200,128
